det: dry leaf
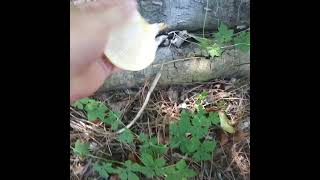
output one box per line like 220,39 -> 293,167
128,152 -> 140,163
219,131 -> 229,146
92,119 -> 101,124
109,174 -> 120,180
205,106 -> 219,112
233,131 -> 248,142
71,163 -> 84,175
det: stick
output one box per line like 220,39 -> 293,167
116,65 -> 163,134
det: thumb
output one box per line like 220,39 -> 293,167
70,57 -> 116,103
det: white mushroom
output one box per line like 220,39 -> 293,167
104,10 -> 165,71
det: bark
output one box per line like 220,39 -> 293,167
138,0 -> 250,31
99,43 -> 250,91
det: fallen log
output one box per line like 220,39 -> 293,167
99,43 -> 250,91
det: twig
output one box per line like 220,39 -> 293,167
152,57 -> 201,67
220,43 -> 250,49
235,62 -> 250,66
172,31 -> 200,46
203,0 -> 209,38
116,65 -> 163,134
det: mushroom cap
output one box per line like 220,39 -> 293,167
104,11 -> 162,71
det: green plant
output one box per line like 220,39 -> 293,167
164,160 -> 197,180
118,128 -> 134,144
169,109 -> 217,160
72,98 -> 121,130
192,140 -> 216,161
214,22 -> 234,43
94,160 -> 142,180
234,31 -> 250,52
94,156 -> 196,180
194,90 -> 209,111
139,153 -> 167,178
138,133 -> 168,157
192,22 -> 250,58
74,93 -> 230,179
73,139 -> 90,158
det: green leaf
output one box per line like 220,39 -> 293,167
192,150 -> 211,161
118,129 -> 134,144
155,157 -> 166,167
96,111 -> 105,121
119,172 -> 128,180
169,135 -> 182,148
87,111 -> 98,121
140,166 -> 155,178
207,44 -> 222,57
208,112 -> 220,125
185,137 -> 201,153
166,175 -> 180,180
124,160 -> 142,171
198,91 -> 209,101
183,169 -> 197,177
72,101 -> 83,109
128,172 -> 139,180
106,161 -> 141,180
176,159 -> 187,170
190,125 -> 208,139
140,153 -> 154,167
140,153 -> 166,178
139,136 -> 168,157
73,139 -> 90,157
192,140 -> 216,161
191,35 -> 214,48
177,137 -> 190,154
164,160 -> 197,180
79,97 -> 95,104
164,166 -> 176,174
155,168 -> 166,177
130,163 -> 142,172
138,133 -> 148,143
215,22 -> 234,43
202,140 -> 216,152
93,162 -> 110,179
84,101 -> 97,111
103,111 -> 120,130
234,31 -> 250,52
218,111 -> 235,133
93,161 -> 118,178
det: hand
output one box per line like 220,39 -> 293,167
70,0 -> 137,103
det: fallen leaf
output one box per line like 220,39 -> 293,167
219,131 -> 229,146
205,107 -> 219,112
109,174 -> 120,180
71,163 -> 84,175
128,152 -> 140,163
218,111 -> 235,134
216,92 -> 231,99
92,119 -> 101,124
233,131 -> 248,142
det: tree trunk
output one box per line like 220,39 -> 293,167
71,0 -> 250,31
138,0 -> 250,31
99,44 -> 250,91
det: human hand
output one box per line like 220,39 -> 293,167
70,0 -> 137,103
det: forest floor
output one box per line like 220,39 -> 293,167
70,77 -> 250,180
